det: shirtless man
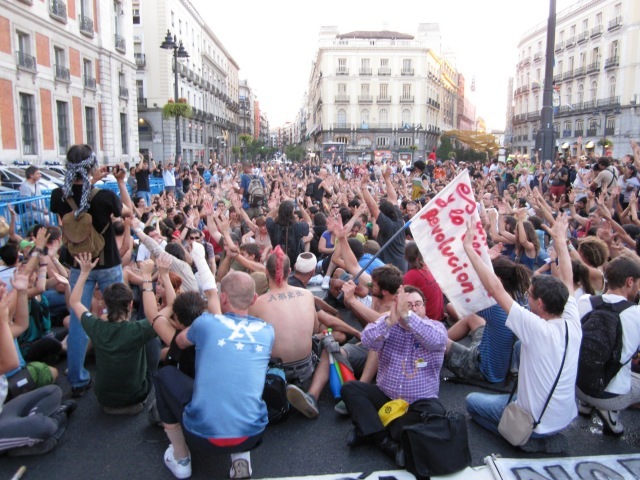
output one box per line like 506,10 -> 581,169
250,247 -> 328,419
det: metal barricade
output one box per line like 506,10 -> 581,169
0,195 -> 57,241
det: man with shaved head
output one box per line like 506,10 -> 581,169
154,271 -> 274,479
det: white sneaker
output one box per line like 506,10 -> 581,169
164,444 -> 192,479
321,275 -> 331,290
595,409 -> 624,436
230,458 -> 252,479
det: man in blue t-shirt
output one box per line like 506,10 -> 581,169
154,271 -> 274,479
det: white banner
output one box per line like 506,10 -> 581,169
409,170 -> 496,317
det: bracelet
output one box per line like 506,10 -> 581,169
142,287 -> 154,292
38,275 -> 46,278
39,263 -> 47,267
142,279 -> 153,283
151,314 -> 164,326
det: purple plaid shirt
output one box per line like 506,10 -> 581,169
362,311 -> 447,403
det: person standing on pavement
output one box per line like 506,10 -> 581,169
465,213 -> 582,452
235,162 -> 265,220
50,144 -> 133,397
341,285 -> 447,465
135,153 -> 155,206
19,166 -> 50,226
163,155 -> 180,197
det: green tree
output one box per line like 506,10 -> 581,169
285,145 -> 307,162
436,136 -> 453,161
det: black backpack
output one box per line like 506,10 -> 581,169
271,221 -> 302,265
262,362 -> 288,423
577,295 -> 635,397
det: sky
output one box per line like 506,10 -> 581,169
192,0 -> 575,131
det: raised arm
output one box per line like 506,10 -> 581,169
69,253 -> 99,319
541,213 -> 573,294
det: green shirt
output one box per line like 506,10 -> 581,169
81,312 -> 157,407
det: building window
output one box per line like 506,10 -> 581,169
85,107 -> 95,150
379,108 -> 388,125
56,101 -> 69,155
575,119 -> 584,135
360,109 -> 369,126
360,83 -> 370,95
337,58 -> 347,74
133,8 -> 140,24
609,76 -> 616,97
379,84 -> 388,98
399,136 -> 412,147
337,108 -> 347,127
120,113 -> 128,154
565,86 -> 572,106
401,109 -> 411,126
171,10 -> 174,27
337,83 -> 346,94
577,83 -> 584,102
376,136 -> 389,147
590,80 -> 597,100
402,84 -> 411,99
19,93 -> 37,155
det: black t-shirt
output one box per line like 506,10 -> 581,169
50,186 -> 123,269
311,178 -> 325,202
376,205 -> 407,272
135,168 -> 151,192
166,332 -> 196,378
182,176 -> 191,193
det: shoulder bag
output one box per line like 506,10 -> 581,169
498,320 -> 568,446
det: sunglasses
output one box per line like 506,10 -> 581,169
189,237 -> 200,240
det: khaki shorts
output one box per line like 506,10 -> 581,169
444,326 -> 485,381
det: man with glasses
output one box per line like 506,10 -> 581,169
340,285 -> 447,465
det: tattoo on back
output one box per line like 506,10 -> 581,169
267,291 -> 305,302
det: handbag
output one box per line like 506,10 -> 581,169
401,412 -> 471,480
498,321 -> 568,446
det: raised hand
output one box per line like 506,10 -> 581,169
140,259 -> 155,277
75,252 -> 99,273
157,253 -> 172,275
10,270 -> 29,291
51,270 -> 69,287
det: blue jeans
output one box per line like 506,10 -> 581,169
466,392 -> 550,439
67,265 -> 123,388
138,190 -> 151,205
42,289 -> 68,318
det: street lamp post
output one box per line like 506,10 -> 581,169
160,30 -> 189,157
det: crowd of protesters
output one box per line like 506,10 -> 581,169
0,137 -> 640,477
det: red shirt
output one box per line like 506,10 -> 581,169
404,267 -> 445,321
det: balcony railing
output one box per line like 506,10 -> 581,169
562,130 -> 572,138
591,25 -> 603,38
553,73 -> 563,83
574,66 -> 586,77
137,98 -> 147,110
79,15 -> 94,36
522,56 -> 531,65
563,70 -> 573,80
378,67 -> 391,76
534,52 -> 543,62
399,96 -> 414,103
134,53 -> 146,68
54,64 -> 70,82
565,36 -> 576,48
119,86 -> 128,99
604,56 -> 619,69
376,96 -> 391,103
608,16 -> 622,31
605,127 -> 615,135
49,0 -> 67,22
427,98 -> 440,109
528,112 -> 540,120
335,68 -> 349,76
358,95 -> 373,103
554,42 -> 564,52
114,34 -> 126,53
16,51 -> 37,71
597,96 -> 620,107
334,94 -> 350,103
359,68 -> 372,76
401,68 -> 414,76
587,61 -> 600,74
586,128 -> 598,136
84,75 -> 96,90
531,82 -> 540,91
574,129 -> 584,137
577,31 -> 589,43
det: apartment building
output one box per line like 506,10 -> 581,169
133,0 -> 241,164
0,0 -> 137,164
305,24 -> 463,163
509,0 -> 640,157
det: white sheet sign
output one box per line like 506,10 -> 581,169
409,170 -> 496,317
